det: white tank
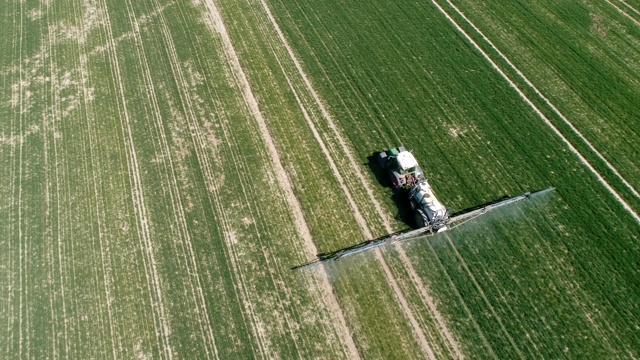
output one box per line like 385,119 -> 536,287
409,180 -> 449,230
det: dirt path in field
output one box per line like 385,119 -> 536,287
97,1 -> 174,357
606,0 -> 640,27
433,0 -> 640,224
199,0 -> 361,358
256,1 -> 465,358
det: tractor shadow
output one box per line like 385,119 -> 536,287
366,153 -> 415,228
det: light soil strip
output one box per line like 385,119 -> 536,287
97,1 -> 173,357
123,2 -> 219,358
443,0 -> 640,202
193,3 -> 331,354
258,0 -> 393,232
200,0 -> 361,357
17,1 -> 24,357
39,4 -> 58,357
257,2 -> 463,358
433,0 -> 640,224
46,2 -> 70,356
74,1 -> 119,358
607,0 -> 640,27
617,0 -> 640,17
145,0 -> 268,356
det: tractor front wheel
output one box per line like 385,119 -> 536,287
378,152 -> 388,168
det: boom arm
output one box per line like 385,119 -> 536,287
292,188 -> 554,270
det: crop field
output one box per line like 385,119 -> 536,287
1,0 -> 638,358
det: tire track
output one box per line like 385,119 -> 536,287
607,0 -> 640,27
141,0 -> 274,356
433,0 -> 640,224
255,1 -> 462,358
441,0 -> 640,204
16,0 -> 25,357
273,58 -> 435,358
199,33 -> 304,355
96,1 -> 173,357
154,1 -> 276,355
122,1 -> 219,357
394,246 -> 465,359
40,2 -> 58,357
424,241 -> 498,358
618,0 -> 640,16
258,0 -> 393,233
199,0 -> 361,357
444,234 -> 525,359
44,1 -> 71,356
73,0 -> 119,357
230,7 -> 358,352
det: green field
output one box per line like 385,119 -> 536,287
1,0 -> 639,358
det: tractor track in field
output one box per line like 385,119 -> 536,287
97,1 -> 174,357
607,0 -> 640,27
245,0 -> 434,356
199,0 -> 361,358
618,0 -> 640,17
16,1 -> 24,358
258,0 -> 393,233
122,1 -> 220,358
433,0 -> 640,224
194,3 -> 356,346
46,1 -> 73,357
149,0 -> 319,354
40,4 -> 58,356
445,0 -> 640,202
274,53 -> 438,359
149,0 -> 267,356
443,234 -> 526,360
73,1 -> 119,358
148,0 -> 290,356
440,1 -> 640,206
256,1 -> 465,358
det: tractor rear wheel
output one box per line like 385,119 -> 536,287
414,210 -> 427,228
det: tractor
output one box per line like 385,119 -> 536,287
377,147 -> 424,190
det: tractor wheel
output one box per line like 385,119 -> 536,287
377,152 -> 388,168
414,210 -> 427,228
390,174 -> 399,189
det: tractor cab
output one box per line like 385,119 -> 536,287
378,147 -> 424,189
